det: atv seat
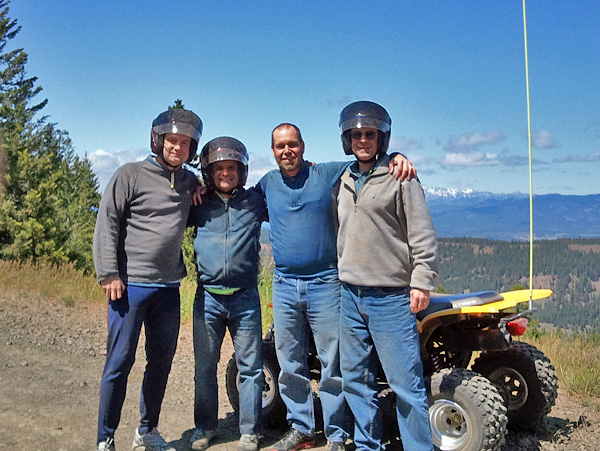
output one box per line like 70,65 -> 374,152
417,291 -> 504,321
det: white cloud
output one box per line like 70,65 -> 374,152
389,136 -> 422,154
497,150 -> 549,167
88,149 -> 278,192
531,130 -> 557,149
404,153 -> 430,165
443,152 -> 500,167
87,148 -> 148,192
554,151 -> 600,163
246,152 -> 277,187
443,130 -> 505,153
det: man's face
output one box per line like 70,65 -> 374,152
350,127 -> 379,162
162,133 -> 191,167
212,160 -> 239,195
271,126 -> 305,176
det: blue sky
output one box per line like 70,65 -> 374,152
9,1 -> 600,195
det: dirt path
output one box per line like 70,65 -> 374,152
0,291 -> 598,450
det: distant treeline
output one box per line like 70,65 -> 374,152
437,238 -> 600,333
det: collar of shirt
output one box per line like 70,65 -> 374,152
348,158 -> 384,195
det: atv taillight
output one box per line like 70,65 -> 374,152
507,318 -> 528,336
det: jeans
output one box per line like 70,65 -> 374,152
340,283 -> 432,451
272,273 -> 347,442
193,286 -> 263,435
97,285 -> 180,444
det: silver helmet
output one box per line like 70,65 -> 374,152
200,136 -> 249,190
151,108 -> 203,163
339,101 -> 391,156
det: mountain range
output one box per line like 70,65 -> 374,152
424,188 -> 600,240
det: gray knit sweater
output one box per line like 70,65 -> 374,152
336,154 -> 439,291
93,155 -> 198,284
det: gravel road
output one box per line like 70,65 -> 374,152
0,290 -> 597,450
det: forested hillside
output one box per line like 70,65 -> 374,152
260,230 -> 600,332
437,238 -> 600,332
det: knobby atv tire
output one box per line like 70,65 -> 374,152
472,341 -> 558,432
225,344 -> 287,427
428,368 -> 507,451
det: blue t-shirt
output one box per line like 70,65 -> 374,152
257,161 -> 350,278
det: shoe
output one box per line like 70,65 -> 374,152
237,433 -> 262,451
189,429 -> 217,451
98,438 -> 115,451
326,442 -> 346,451
270,429 -> 315,451
132,427 -> 175,451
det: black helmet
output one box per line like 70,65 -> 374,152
200,137 -> 249,190
339,101 -> 391,156
151,108 -> 203,163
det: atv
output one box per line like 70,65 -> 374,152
226,289 -> 558,451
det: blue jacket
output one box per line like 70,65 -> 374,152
257,161 -> 349,278
189,187 -> 267,290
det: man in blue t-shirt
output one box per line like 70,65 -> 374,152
257,123 -> 415,451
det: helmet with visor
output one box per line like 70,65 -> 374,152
151,108 -> 203,164
200,137 -> 249,190
339,101 -> 391,157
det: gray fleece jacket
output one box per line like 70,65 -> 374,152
336,154 -> 439,291
93,155 -> 199,285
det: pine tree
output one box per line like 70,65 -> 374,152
0,0 -> 100,272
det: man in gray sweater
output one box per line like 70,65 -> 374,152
335,101 -> 438,451
93,108 -> 202,451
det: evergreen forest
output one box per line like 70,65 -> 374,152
436,238 -> 600,333
0,1 -> 100,273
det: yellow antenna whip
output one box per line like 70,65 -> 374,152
522,0 -> 534,308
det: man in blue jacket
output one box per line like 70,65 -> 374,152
188,137 -> 267,451
258,124 -> 416,451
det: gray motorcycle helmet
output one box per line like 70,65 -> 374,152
200,136 -> 249,190
339,101 -> 391,156
151,108 -> 203,163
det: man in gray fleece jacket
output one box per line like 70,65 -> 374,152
336,101 -> 438,451
93,108 -> 202,451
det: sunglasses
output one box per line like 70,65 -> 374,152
349,130 -> 378,140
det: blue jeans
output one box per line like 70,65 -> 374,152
97,285 -> 180,444
193,286 -> 263,434
272,273 -> 348,442
340,284 -> 432,451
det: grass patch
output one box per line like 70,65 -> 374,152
61,295 -> 76,307
180,276 -> 196,322
0,260 -> 105,304
0,258 -> 272,327
259,256 -> 275,330
524,326 -> 600,406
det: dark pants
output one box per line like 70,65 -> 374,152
97,285 -> 180,444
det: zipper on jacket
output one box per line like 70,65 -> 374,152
224,201 -> 230,277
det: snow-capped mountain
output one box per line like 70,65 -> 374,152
423,188 -> 600,240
